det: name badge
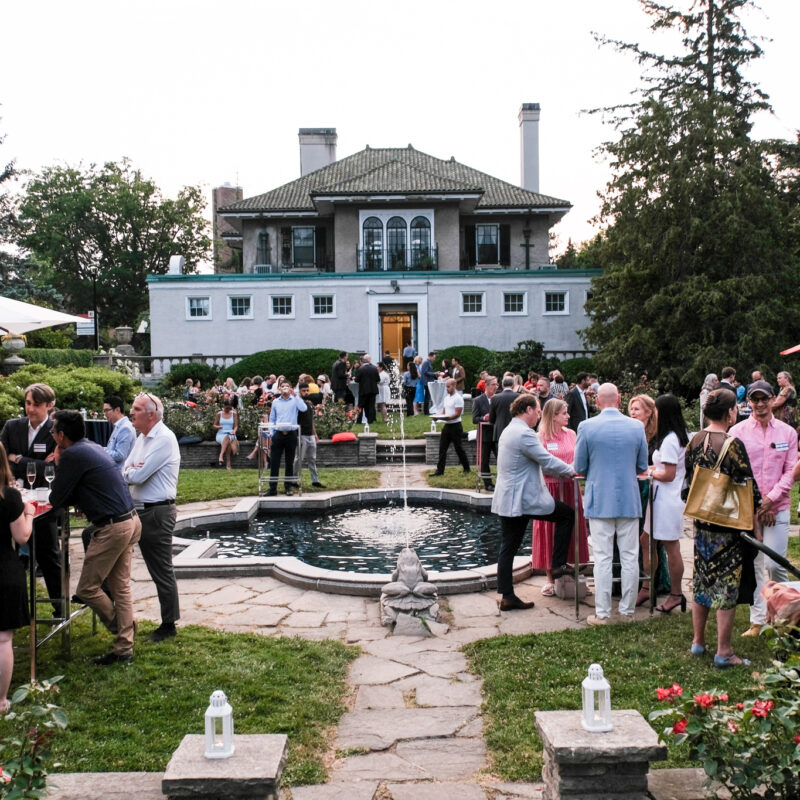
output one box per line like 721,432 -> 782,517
33,443 -> 47,453
774,441 -> 789,451
547,442 -> 559,451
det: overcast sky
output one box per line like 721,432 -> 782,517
2,0 -> 797,259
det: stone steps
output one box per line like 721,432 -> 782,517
376,439 -> 427,463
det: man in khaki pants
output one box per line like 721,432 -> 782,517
49,410 -> 141,665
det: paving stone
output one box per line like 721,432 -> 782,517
348,655 -> 419,685
446,626 -> 500,644
280,611 -> 327,628
426,620 -> 450,636
448,593 -> 502,618
41,772 -> 163,799
289,593 -> 367,613
195,584 -> 257,607
276,626 -> 347,641
331,752 -> 428,782
362,638 -> 456,660
488,781 -> 545,798
394,614 -> 432,637
647,767 -> 720,800
391,650 -> 468,677
457,717 -> 484,738
326,611 -> 350,623
336,707 -> 477,750
346,625 -> 390,643
355,685 -> 406,709
387,784 -> 488,800
173,577 -> 235,595
396,737 -> 487,779
232,576 -> 285,593
212,606 -> 290,627
258,585 -> 307,605
415,677 -> 482,707
290,782 -> 379,800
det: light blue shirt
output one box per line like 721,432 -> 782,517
105,415 -> 136,468
268,394 -> 307,435
574,407 -> 649,519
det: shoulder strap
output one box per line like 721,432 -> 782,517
712,435 -> 735,471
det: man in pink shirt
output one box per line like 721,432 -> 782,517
730,379 -> 798,637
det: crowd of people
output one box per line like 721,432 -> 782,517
487,364 -> 798,670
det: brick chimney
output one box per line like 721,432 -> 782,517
519,103 -> 540,193
299,128 -> 338,176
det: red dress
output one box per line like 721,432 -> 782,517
531,428 -> 589,568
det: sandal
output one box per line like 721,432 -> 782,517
656,594 -> 687,614
714,653 -> 751,669
541,582 -> 555,597
635,588 -> 650,607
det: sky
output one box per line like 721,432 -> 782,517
2,0 -> 798,261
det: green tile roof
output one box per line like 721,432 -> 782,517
219,146 -> 570,214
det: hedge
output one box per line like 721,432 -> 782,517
559,356 -> 596,384
20,349 -> 93,368
219,349 -> 343,385
437,346 -> 494,389
163,362 -> 220,390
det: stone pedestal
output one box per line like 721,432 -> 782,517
535,710 -> 666,800
162,734 -> 288,800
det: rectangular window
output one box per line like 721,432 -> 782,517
503,292 -> 526,314
186,296 -> 211,320
544,291 -> 568,314
461,292 -> 485,315
293,227 -> 315,267
228,295 -> 253,319
270,295 -> 294,318
311,295 -> 335,317
476,224 -> 499,264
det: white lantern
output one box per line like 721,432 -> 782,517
581,663 -> 613,733
204,690 -> 235,759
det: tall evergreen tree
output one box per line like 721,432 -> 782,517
583,0 -> 800,393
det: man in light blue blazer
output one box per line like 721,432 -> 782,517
492,394 -> 576,611
574,383 -> 649,624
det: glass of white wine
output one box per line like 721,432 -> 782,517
26,462 -> 37,492
44,464 -> 55,488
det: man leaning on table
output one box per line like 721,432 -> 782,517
123,392 -> 181,643
49,410 -> 141,665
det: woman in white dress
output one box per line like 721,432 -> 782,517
376,363 -> 391,423
648,394 -> 689,613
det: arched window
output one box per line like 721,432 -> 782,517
410,216 -> 431,266
387,216 -> 407,270
363,217 -> 383,270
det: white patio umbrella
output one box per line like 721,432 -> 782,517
0,295 -> 86,336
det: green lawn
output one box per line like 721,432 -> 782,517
175,467 -> 381,504
464,606 -> 775,783
8,616 -> 356,786
352,410 -> 476,440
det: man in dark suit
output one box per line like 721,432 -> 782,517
472,375 -> 498,490
489,376 -> 518,445
331,351 -> 349,403
354,354 -> 380,424
565,372 -> 592,433
0,382 -> 63,617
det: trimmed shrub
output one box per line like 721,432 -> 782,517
486,340 -> 560,381
220,349 -> 342,386
437,346 -> 494,389
163,362 -> 220,390
559,356 -> 596,384
22,349 -> 93,368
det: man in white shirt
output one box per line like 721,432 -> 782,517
123,392 -> 181,642
103,395 -> 136,469
429,378 -> 471,476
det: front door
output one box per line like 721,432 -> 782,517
380,311 -> 415,364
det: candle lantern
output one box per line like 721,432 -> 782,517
581,663 -> 613,732
204,690 -> 235,759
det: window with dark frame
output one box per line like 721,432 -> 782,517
476,224 -> 499,264
462,293 -> 484,314
292,227 -> 315,267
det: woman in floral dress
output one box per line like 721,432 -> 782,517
531,399 -> 589,596
685,388 -> 760,667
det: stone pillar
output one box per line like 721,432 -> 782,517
357,432 -> 377,466
534,710 -> 667,800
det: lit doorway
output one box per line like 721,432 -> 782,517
380,310 -> 416,364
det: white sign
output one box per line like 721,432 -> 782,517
76,312 -> 95,336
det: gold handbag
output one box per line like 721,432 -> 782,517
684,435 -> 754,530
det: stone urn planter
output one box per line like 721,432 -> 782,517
1,334 -> 26,354
1,335 -> 27,374
114,326 -> 134,345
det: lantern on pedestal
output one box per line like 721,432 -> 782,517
204,690 -> 235,758
581,663 -> 612,732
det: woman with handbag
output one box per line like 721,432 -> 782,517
213,402 -> 239,469
684,388 -> 761,668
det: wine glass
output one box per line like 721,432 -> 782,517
44,464 -> 55,487
26,462 -> 37,492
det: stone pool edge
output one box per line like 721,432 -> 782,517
171,488 -> 532,596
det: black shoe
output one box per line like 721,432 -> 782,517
285,488 -> 294,496
210,461 -> 220,468
484,482 -> 495,491
266,489 -> 277,497
463,468 -> 471,474
429,471 -> 444,477
498,596 -> 535,611
148,623 -> 177,643
312,482 -> 326,488
94,652 -> 133,666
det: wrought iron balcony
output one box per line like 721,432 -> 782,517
357,246 -> 438,272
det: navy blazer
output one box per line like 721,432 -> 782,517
0,416 -> 56,486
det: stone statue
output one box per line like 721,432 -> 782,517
380,547 -> 439,628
